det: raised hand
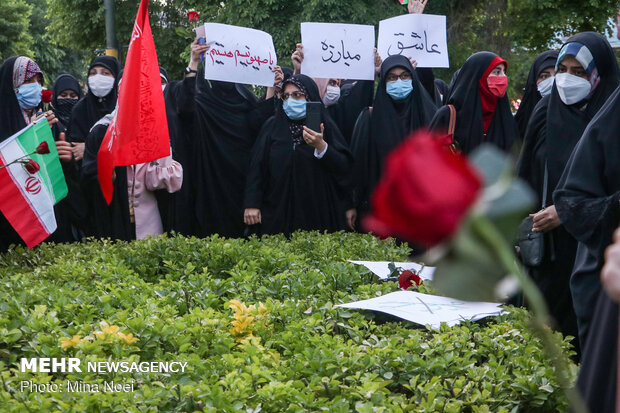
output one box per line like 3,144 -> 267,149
303,123 -> 326,153
408,0 -> 428,14
292,43 -> 304,75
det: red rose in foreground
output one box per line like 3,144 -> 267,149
187,11 -> 200,22
41,90 -> 53,103
399,270 -> 422,290
24,159 -> 40,174
364,131 -> 482,247
36,141 -> 50,154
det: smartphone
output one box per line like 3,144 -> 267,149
305,102 -> 322,133
194,25 -> 206,44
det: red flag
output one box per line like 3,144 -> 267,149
98,0 -> 170,204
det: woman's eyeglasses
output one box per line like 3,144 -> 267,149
385,72 -> 412,82
281,91 -> 306,101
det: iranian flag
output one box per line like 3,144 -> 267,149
0,121 -> 67,248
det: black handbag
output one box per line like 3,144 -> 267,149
518,164 -> 548,267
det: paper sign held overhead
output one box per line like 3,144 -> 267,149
336,291 -> 505,329
377,14 -> 449,68
202,23 -> 277,87
301,22 -> 376,81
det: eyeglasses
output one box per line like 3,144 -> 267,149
385,72 -> 412,82
281,91 -> 306,101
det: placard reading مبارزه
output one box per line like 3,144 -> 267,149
202,23 -> 277,87
300,22 -> 376,81
377,14 -> 449,68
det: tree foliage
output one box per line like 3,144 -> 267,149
36,0 -> 620,95
0,0 -> 33,62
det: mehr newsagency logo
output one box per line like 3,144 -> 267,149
18,358 -> 188,394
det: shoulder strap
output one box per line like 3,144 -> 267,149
447,104 -> 456,137
542,161 -> 549,209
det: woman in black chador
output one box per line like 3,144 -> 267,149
553,77 -> 620,413
175,39 -> 277,238
519,33 -> 619,359
243,75 -> 352,236
430,51 -> 519,155
513,50 -> 558,139
349,55 -> 436,226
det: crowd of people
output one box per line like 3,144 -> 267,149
1,3 -> 620,410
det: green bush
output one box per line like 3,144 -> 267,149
0,232 -> 576,412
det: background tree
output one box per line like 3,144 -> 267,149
0,0 -> 34,62
44,0 -> 620,98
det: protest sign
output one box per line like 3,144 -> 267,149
336,291 -> 504,328
203,23 -> 277,87
300,22 -> 375,80
348,260 -> 435,281
377,14 -> 449,68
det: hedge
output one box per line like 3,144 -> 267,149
0,232 -> 577,412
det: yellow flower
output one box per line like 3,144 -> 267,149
60,335 -> 81,349
92,330 -> 105,340
117,332 -> 139,344
102,324 -> 120,336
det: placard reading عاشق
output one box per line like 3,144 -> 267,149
377,14 -> 449,68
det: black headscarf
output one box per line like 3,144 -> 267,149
546,32 -> 619,192
370,55 -> 437,164
0,57 -> 26,143
434,78 -> 449,105
51,74 -> 83,128
159,67 -> 169,84
416,67 -> 442,106
67,56 -> 120,142
432,51 -> 519,155
514,51 -> 558,139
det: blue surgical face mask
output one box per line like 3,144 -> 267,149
283,97 -> 307,120
16,82 -> 43,109
386,79 -> 413,100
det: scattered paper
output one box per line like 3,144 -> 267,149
336,291 -> 505,329
348,260 -> 435,281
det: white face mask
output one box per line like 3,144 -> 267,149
88,74 -> 115,98
555,73 -> 591,105
536,76 -> 554,97
322,85 -> 340,107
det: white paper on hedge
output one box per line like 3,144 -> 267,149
336,291 -> 504,329
377,14 -> 449,68
300,22 -> 375,81
202,23 -> 277,87
348,260 -> 435,281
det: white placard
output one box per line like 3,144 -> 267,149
336,291 -> 505,329
301,22 -> 375,81
203,23 -> 277,87
377,14 -> 449,68
348,260 -> 435,281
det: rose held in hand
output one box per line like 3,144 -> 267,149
41,90 -> 53,104
36,141 -> 50,154
23,159 -> 40,174
364,131 -> 482,247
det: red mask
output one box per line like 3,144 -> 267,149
487,76 -> 508,98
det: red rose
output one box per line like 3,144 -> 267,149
24,159 -> 40,174
399,270 -> 422,290
41,90 -> 53,103
35,141 -> 50,154
363,131 -> 482,247
187,11 -> 200,22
